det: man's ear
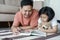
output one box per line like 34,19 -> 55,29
19,7 -> 23,12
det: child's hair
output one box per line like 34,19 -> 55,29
21,0 -> 33,7
39,6 -> 55,22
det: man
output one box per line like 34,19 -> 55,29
11,0 -> 39,34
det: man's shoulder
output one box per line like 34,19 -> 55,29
16,11 -> 21,14
15,11 -> 21,16
33,9 -> 38,13
14,11 -> 22,18
32,9 -> 38,16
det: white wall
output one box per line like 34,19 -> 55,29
33,1 -> 43,10
49,0 -> 60,20
44,0 -> 60,20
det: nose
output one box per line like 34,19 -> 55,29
26,11 -> 29,15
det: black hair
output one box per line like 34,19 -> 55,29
39,6 -> 55,22
21,0 -> 33,7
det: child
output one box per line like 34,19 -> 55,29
38,6 -> 58,35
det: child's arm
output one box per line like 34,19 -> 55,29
39,25 -> 58,33
38,23 -> 42,30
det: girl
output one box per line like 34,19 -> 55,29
38,6 -> 58,35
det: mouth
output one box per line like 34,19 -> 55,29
25,15 -> 29,17
24,15 -> 29,18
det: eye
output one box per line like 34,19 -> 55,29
25,10 -> 27,12
29,10 -> 32,12
43,17 -> 46,18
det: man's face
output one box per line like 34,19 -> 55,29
21,5 -> 33,18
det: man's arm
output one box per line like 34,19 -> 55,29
11,13 -> 20,34
20,26 -> 36,30
11,26 -> 21,34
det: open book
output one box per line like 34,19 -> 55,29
19,30 -> 46,37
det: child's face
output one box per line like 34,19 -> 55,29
40,14 -> 48,22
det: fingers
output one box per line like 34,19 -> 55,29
11,27 -> 20,35
24,29 -> 33,33
13,30 -> 19,35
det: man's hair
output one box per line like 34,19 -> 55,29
39,6 -> 55,22
21,0 -> 33,7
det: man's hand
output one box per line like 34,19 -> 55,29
11,26 -> 21,35
24,29 -> 33,33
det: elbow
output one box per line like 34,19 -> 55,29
53,29 -> 58,33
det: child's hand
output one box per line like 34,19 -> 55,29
38,26 -> 45,32
42,25 -> 49,30
38,25 -> 49,32
42,22 -> 51,30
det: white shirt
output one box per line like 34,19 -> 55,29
38,18 -> 58,27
